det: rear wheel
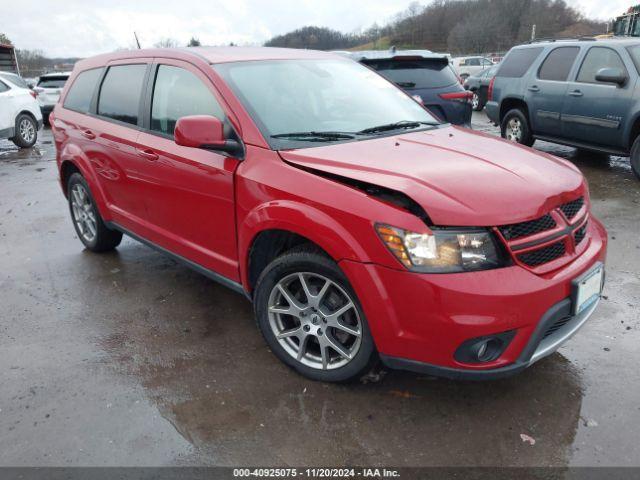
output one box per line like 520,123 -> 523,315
631,136 -> 640,180
254,246 -> 377,382
471,91 -> 483,111
67,173 -> 123,252
11,113 -> 37,148
501,108 -> 534,147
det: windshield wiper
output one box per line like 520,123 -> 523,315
358,120 -> 439,135
271,131 -> 356,141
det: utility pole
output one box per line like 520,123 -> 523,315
531,24 -> 536,41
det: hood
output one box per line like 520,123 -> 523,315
279,126 -> 585,226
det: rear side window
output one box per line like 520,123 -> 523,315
497,47 -> 544,78
577,47 -> 627,84
97,64 -> 147,125
364,58 -> 458,89
63,68 -> 103,113
1,73 -> 28,89
38,76 -> 68,88
538,47 -> 580,81
0,80 -> 8,93
150,65 -> 224,136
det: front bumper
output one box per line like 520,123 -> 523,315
339,216 -> 607,379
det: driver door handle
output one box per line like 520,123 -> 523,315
80,129 -> 95,140
136,148 -> 159,161
569,89 -> 583,97
528,85 -> 540,92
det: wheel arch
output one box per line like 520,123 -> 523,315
240,201 -> 372,293
627,112 -> 640,152
58,154 -> 111,220
499,97 -> 530,124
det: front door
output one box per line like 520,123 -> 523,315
561,46 -> 636,149
526,46 -> 579,137
135,60 -> 241,281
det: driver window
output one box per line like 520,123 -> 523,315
577,47 -> 627,84
151,65 -> 224,137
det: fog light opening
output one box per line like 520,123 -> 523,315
454,330 -> 516,365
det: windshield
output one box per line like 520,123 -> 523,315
38,76 -> 68,88
363,58 -> 458,89
213,59 -> 440,149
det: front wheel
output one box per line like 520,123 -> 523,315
501,108 -> 534,147
67,173 -> 123,252
254,247 -> 377,382
11,113 -> 38,148
631,135 -> 640,180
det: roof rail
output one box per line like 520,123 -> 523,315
527,36 -> 597,44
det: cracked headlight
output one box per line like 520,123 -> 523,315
375,224 -> 504,273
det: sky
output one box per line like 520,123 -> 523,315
1,0 -> 635,58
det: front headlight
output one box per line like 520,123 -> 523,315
375,224 -> 504,273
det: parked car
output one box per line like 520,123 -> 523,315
463,65 -> 498,111
35,71 -> 71,121
0,72 -> 43,148
485,38 -> 640,179
349,49 -> 472,126
51,47 -> 606,382
452,56 -> 495,80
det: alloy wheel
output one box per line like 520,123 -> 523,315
70,183 -> 97,243
267,272 -> 362,370
472,93 -> 479,110
506,118 -> 523,142
19,118 -> 36,144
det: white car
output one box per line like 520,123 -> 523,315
34,71 -> 71,120
452,56 -> 495,80
0,72 -> 43,148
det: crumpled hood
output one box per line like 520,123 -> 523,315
279,126 -> 586,226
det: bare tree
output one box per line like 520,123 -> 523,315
154,38 -> 178,48
187,37 -> 201,47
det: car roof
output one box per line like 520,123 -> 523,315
347,49 -> 448,61
513,37 -> 640,49
74,47 -> 342,72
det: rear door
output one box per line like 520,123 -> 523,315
526,46 -> 580,137
561,46 -> 635,148
0,80 -> 12,132
134,59 -> 241,280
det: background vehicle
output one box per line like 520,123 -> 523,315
452,56 -> 495,80
0,43 -> 19,74
35,71 -> 71,122
463,65 -> 498,111
611,5 -> 640,37
0,73 -> 42,148
486,38 -> 640,179
350,49 -> 473,126
52,47 -> 606,383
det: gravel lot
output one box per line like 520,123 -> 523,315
0,112 -> 638,467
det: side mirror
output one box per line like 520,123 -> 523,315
595,67 -> 627,86
174,115 -> 242,156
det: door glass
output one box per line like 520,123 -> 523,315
577,48 -> 627,84
0,81 -> 8,93
97,64 -> 147,125
538,47 -> 580,81
468,58 -> 481,66
498,47 -> 544,78
151,65 -> 224,137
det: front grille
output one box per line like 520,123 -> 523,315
574,222 -> 587,245
542,314 -> 572,339
517,240 -> 566,267
498,214 -> 557,241
560,197 -> 584,220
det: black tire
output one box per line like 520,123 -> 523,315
11,113 -> 38,148
631,136 -> 640,180
254,245 -> 377,382
501,108 -> 534,147
67,173 -> 123,252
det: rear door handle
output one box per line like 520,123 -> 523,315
569,90 -> 583,97
528,85 -> 540,92
80,129 -> 95,139
136,148 -> 159,161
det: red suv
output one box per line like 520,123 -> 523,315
51,48 -> 607,382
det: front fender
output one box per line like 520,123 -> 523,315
239,200 -> 373,289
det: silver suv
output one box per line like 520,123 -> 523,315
485,38 -> 640,179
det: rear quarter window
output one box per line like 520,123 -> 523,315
497,47 -> 544,78
364,58 -> 458,89
63,68 -> 103,113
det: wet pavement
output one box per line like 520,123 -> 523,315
0,114 -> 639,467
